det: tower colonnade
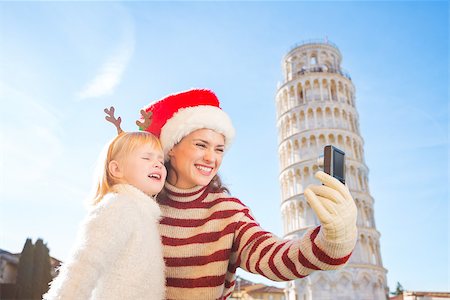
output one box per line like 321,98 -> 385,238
276,75 -> 355,118
277,103 -> 361,141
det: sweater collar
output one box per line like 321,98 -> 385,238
163,181 -> 207,202
111,184 -> 161,217
112,183 -> 155,203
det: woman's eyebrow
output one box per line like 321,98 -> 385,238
193,139 -> 225,147
192,139 -> 208,143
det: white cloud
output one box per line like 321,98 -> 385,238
78,18 -> 135,99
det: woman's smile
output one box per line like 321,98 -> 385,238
195,164 -> 214,176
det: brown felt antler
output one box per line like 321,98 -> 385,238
136,109 -> 153,130
104,106 -> 123,135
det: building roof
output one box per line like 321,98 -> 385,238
249,285 -> 284,294
0,249 -> 19,264
0,248 -> 61,267
404,291 -> 450,297
0,249 -> 18,256
236,277 -> 256,288
235,276 -> 284,295
390,291 -> 450,300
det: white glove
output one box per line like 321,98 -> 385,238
304,171 -> 357,243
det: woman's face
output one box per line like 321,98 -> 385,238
167,128 -> 225,188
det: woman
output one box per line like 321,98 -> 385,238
141,89 -> 357,299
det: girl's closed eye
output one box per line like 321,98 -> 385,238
196,143 -> 206,148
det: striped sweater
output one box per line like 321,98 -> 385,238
158,182 -> 355,300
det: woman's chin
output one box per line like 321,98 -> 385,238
192,175 -> 215,187
191,170 -> 216,186
194,179 -> 211,187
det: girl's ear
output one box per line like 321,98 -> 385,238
109,160 -> 123,178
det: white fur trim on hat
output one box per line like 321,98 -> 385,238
160,105 -> 235,158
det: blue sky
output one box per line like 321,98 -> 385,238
0,1 -> 448,293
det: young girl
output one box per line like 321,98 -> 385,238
44,110 -> 166,299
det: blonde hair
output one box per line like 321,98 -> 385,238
91,131 -> 162,205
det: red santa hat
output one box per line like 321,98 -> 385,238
140,89 -> 235,157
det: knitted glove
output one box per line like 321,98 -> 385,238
304,171 -> 357,243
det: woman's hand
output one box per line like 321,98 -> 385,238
304,171 -> 357,243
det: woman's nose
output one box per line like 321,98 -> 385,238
203,149 -> 216,163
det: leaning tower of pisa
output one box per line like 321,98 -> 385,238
275,39 -> 388,300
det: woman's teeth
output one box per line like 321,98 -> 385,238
196,165 -> 212,172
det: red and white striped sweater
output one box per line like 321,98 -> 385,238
158,182 -> 355,300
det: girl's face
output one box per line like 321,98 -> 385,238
120,143 -> 166,196
167,129 -> 225,189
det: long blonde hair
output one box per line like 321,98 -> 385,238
91,131 -> 162,205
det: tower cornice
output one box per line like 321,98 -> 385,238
277,68 -> 353,91
277,128 -> 364,151
278,156 -> 368,178
276,101 -> 358,124
284,39 -> 342,63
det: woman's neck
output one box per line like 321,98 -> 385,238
167,170 -> 199,189
163,181 -> 207,202
166,177 -> 197,190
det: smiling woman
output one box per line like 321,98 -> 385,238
141,89 -> 358,300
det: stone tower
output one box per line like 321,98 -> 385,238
275,39 -> 388,300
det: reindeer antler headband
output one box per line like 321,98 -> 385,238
104,106 -> 153,135
136,109 -> 153,131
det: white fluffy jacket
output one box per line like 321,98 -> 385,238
43,184 -> 165,300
